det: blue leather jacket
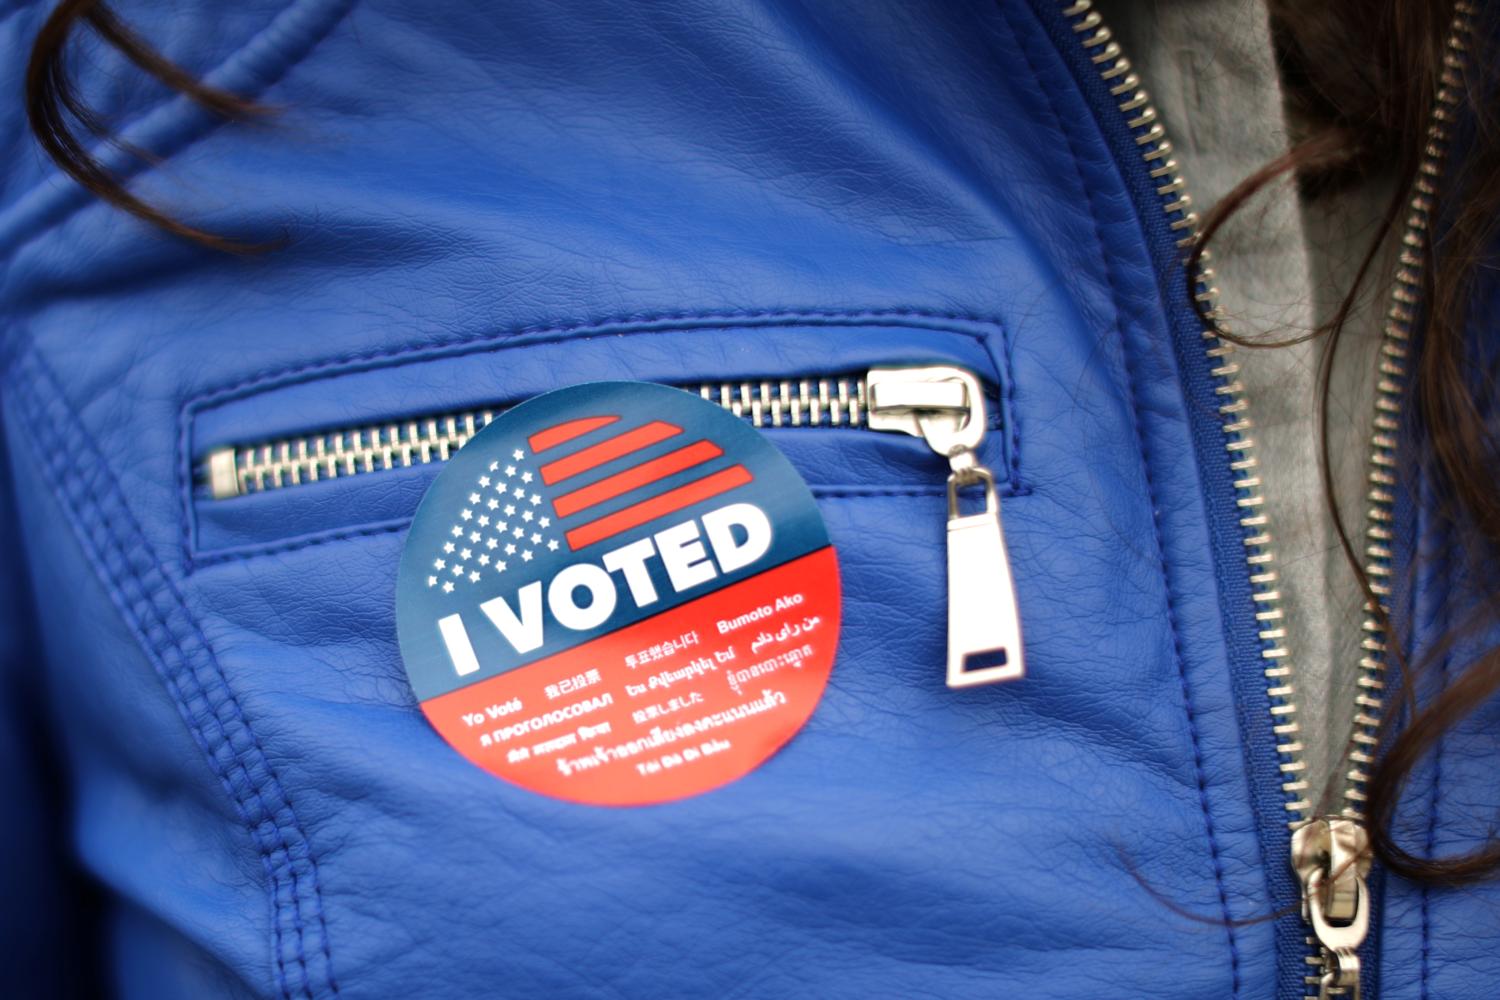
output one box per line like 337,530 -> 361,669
1,1 -> 1494,997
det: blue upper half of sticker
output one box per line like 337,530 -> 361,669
397,382 -> 832,702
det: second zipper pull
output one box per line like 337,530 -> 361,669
867,366 -> 1024,687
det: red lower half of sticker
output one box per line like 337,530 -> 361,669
421,546 -> 840,806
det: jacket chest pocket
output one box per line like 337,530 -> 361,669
184,313 -> 1019,692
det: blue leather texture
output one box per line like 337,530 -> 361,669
0,1 -> 1492,997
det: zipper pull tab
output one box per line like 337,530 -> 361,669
1292,817 -> 1371,1000
866,366 -> 1024,687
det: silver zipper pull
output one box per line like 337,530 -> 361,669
867,366 -> 1024,687
1292,817 -> 1371,1000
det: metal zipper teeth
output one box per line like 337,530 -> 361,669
1340,2 -> 1476,823
205,378 -> 868,499
1062,0 -> 1312,823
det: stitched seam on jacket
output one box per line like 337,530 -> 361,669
5,347 -> 337,998
997,2 -> 1242,992
177,308 -> 1019,565
6,363 -> 302,997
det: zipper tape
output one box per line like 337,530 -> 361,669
207,377 -> 872,500
184,314 -> 1008,465
185,318 -> 1014,560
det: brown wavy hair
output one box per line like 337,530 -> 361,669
24,1 -> 1500,882
24,0 -> 266,252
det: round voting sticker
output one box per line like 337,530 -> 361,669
396,382 -> 841,806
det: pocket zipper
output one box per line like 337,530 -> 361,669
202,364 -> 1024,688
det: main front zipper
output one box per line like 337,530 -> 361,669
1306,7 -> 1474,1000
1062,1 -> 1477,998
202,364 -> 1024,688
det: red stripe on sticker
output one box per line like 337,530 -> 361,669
552,440 -> 724,517
566,465 -> 753,549
528,415 -> 621,453
540,421 -> 682,485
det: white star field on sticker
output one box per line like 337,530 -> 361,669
429,438 -> 564,593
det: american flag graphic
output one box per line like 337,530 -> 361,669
427,414 -> 752,592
